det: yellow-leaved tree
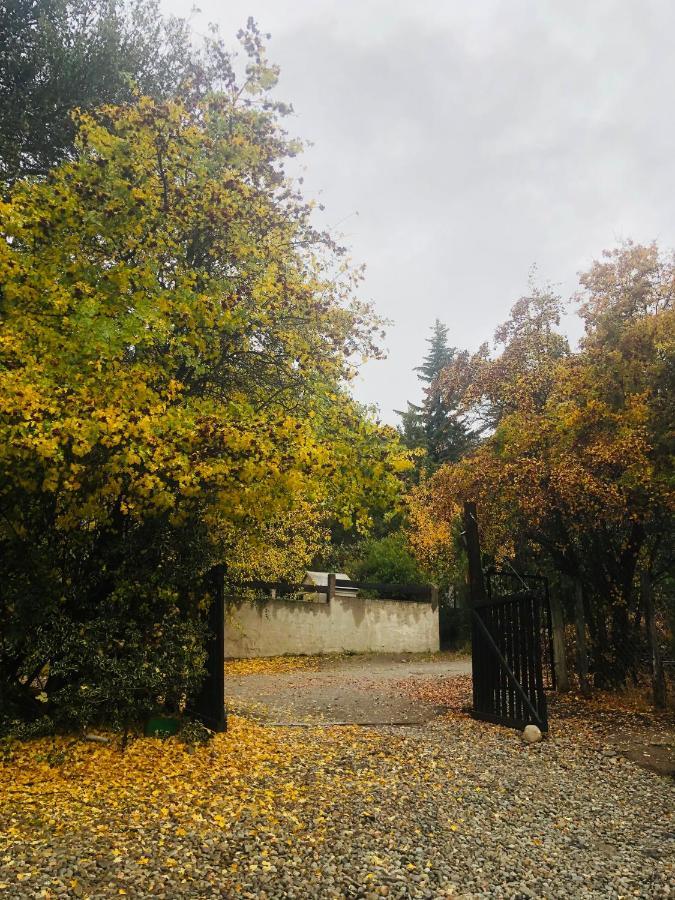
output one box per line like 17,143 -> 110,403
0,29 -> 409,731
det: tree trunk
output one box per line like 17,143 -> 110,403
593,608 -> 613,689
610,602 -> 634,687
574,578 -> 590,696
549,591 -> 570,692
641,570 -> 667,710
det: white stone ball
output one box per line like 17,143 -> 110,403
522,724 -> 543,744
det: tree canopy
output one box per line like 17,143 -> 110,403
397,319 -> 474,472
409,244 -> 674,685
0,23 -> 410,731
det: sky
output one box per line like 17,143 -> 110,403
161,0 -> 675,424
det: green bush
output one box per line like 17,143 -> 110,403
347,534 -> 425,585
0,514 -> 210,737
2,606 -> 207,737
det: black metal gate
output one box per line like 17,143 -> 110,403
464,503 -> 553,732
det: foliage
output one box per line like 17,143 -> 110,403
436,281 -> 569,431
397,319 -> 475,474
178,717 -> 213,746
24,600 -> 206,733
398,319 -> 453,457
409,244 -> 674,686
344,533 -> 425,585
0,0 -> 236,185
406,489 -> 466,591
0,27 -> 409,731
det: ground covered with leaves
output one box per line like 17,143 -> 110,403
225,653 -> 472,726
224,657 -> 320,678
1,658 -> 673,898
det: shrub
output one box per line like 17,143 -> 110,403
347,534 -> 425,585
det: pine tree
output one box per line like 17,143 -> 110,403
397,320 -> 472,470
414,320 -> 454,384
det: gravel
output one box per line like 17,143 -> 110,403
1,676 -> 673,898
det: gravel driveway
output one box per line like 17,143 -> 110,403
1,653 -> 673,899
225,652 -> 472,724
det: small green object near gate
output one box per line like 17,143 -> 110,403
145,715 -> 180,738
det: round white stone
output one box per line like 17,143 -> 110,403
522,724 -> 543,743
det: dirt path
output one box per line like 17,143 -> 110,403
225,651 -> 472,725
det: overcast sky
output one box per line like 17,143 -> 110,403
162,0 -> 675,424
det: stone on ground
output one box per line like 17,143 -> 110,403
522,723 -> 543,743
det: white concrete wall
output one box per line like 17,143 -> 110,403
225,594 -> 440,658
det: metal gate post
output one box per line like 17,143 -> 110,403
463,502 -> 486,716
195,564 -> 227,733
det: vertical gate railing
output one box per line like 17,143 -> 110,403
464,503 -> 552,732
486,570 -> 556,692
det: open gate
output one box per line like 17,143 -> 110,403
464,503 -> 553,732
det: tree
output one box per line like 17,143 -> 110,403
0,32 -> 409,731
409,247 -> 674,687
436,283 -> 569,432
397,319 -> 474,470
0,0 -> 235,185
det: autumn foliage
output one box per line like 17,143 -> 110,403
409,244 -> 674,686
0,27 -> 409,732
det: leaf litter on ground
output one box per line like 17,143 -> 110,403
1,661 -> 674,898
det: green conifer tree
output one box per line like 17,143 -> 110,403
397,320 -> 473,470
